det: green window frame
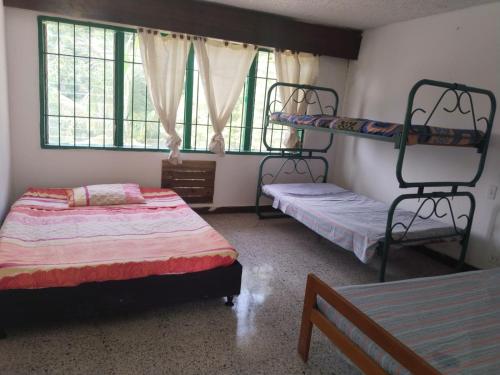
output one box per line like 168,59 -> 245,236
38,16 -> 286,154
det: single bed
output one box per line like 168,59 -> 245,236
262,182 -> 459,264
0,187 -> 241,336
270,112 -> 485,147
299,268 -> 500,374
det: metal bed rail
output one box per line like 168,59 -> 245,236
397,79 -> 496,189
255,153 -> 328,219
378,190 -> 475,282
263,82 -> 338,154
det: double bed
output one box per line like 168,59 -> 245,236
299,268 -> 500,374
0,187 -> 241,336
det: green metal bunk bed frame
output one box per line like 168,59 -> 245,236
255,79 -> 496,282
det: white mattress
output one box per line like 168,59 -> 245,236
262,183 -> 458,263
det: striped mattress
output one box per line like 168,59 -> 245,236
270,112 -> 484,147
0,187 -> 237,290
317,268 -> 500,374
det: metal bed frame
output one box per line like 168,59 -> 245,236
255,79 -> 496,282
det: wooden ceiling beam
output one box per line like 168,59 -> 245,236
4,0 -> 362,59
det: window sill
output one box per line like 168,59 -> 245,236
40,144 -> 274,156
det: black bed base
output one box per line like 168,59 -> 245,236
0,261 -> 242,338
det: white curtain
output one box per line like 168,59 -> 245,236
193,39 -> 257,155
138,30 -> 190,164
274,50 -> 320,148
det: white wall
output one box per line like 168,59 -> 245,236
0,5 -> 11,221
5,7 -> 348,208
335,2 -> 500,268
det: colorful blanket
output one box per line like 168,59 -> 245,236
318,268 -> 500,374
270,112 -> 484,146
0,188 -> 237,290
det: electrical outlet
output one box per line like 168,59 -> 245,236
487,185 -> 498,200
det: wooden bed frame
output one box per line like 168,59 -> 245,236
298,273 -> 440,374
0,261 -> 242,338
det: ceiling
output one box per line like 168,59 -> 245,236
200,0 -> 497,29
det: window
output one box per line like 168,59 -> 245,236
40,18 -> 116,147
39,16 -> 289,154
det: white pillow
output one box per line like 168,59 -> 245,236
262,183 -> 345,197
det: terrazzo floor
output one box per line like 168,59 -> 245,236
0,213 -> 456,375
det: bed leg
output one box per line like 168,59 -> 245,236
298,275 -> 316,362
378,242 -> 390,282
298,313 -> 313,362
456,239 -> 468,271
225,296 -> 234,307
456,193 -> 474,272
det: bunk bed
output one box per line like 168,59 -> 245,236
256,79 -> 496,281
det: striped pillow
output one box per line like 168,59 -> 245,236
67,184 -> 146,207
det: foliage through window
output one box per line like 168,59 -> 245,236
39,16 -> 287,153
41,19 -> 115,147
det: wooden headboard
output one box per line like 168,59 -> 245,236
161,160 -> 216,204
